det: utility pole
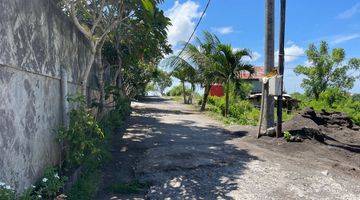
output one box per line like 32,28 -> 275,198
276,0 -> 286,137
263,0 -> 275,132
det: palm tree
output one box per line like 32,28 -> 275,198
165,56 -> 196,104
183,31 -> 220,111
213,44 -> 254,117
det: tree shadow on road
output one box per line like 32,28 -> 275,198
112,102 -> 260,199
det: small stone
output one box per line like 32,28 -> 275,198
169,177 -> 182,188
289,136 -> 296,142
266,127 -> 276,137
321,170 -> 329,176
295,136 -> 303,142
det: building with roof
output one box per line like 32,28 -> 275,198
209,66 -> 265,96
236,66 -> 265,94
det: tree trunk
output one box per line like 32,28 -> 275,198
97,41 -> 106,118
182,81 -> 187,104
314,92 -> 320,101
200,84 -> 211,111
114,56 -> 125,98
80,52 -> 95,96
114,31 -> 125,98
225,81 -> 230,117
189,83 -> 195,104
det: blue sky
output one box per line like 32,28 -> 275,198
159,0 -> 360,94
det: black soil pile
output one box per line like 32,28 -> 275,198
283,107 -> 360,142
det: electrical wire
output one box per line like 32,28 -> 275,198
172,0 -> 211,64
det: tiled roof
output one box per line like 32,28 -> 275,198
236,66 -> 265,80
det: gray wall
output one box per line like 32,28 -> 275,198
0,0 -> 94,191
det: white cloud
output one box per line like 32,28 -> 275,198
212,26 -> 234,35
303,60 -> 313,67
165,1 -> 202,47
286,40 -> 295,46
331,34 -> 360,44
276,44 -> 305,63
243,51 -> 261,63
337,3 -> 360,19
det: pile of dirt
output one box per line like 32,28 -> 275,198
283,107 -> 360,142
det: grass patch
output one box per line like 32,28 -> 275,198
107,181 -> 149,194
66,170 -> 101,200
169,95 -> 294,126
169,96 -> 183,102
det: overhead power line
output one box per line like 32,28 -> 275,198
173,0 -> 211,62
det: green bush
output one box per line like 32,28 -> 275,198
107,181 -> 149,194
66,170 -> 101,200
101,95 -> 131,134
207,96 -> 260,125
34,167 -> 67,199
352,94 -> 360,102
294,89 -> 360,125
229,101 -> 259,125
0,182 -> 15,200
166,85 -> 192,96
58,95 -> 106,170
284,131 -> 292,142
18,167 -> 67,200
57,93 -> 131,200
319,87 -> 347,108
207,95 -> 294,126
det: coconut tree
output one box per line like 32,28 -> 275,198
183,31 -> 220,111
213,44 -> 254,117
165,56 -> 196,104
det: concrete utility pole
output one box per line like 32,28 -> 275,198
263,0 -> 275,131
276,0 -> 286,137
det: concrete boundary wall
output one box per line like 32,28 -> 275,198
0,0 -> 96,191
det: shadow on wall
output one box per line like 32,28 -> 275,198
116,97 -> 260,199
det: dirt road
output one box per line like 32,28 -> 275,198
97,97 -> 360,200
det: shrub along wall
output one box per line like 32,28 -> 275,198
0,0 -> 99,192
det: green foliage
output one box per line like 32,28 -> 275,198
170,58 -> 198,84
18,167 -> 67,200
293,89 -> 360,125
102,0 -> 172,99
66,170 -> 101,200
18,188 -> 33,200
233,81 -> 253,100
207,96 -> 259,125
183,31 -> 221,110
319,87 -> 347,107
229,101 -> 260,125
206,94 -> 293,126
107,181 -> 149,195
58,95 -> 106,170
352,94 -> 360,102
100,96 -> 131,134
0,182 -> 15,200
294,41 -> 360,99
34,167 -> 67,199
166,85 -> 192,96
284,131 -> 292,142
122,62 -> 162,98
141,0 -> 154,14
211,44 -> 254,117
152,70 -> 172,95
63,93 -> 130,199
165,32 -> 255,112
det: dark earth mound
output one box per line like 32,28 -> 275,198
283,107 -> 360,142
